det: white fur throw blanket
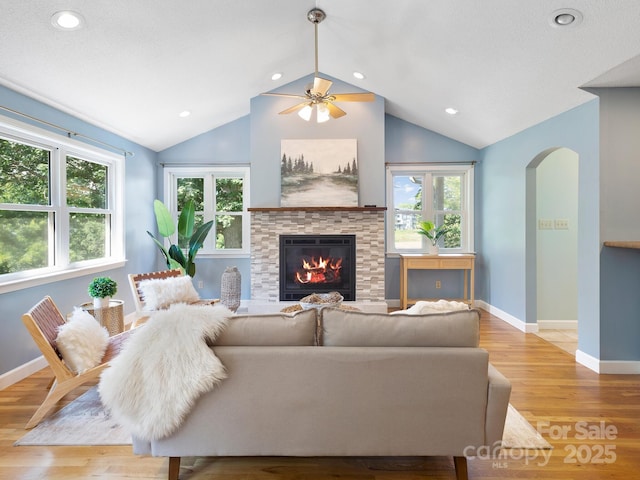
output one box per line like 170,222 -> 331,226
98,303 -> 232,441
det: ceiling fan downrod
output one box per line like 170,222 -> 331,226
307,8 -> 326,77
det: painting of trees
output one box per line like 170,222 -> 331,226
280,139 -> 358,207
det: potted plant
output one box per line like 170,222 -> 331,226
417,220 -> 449,254
88,276 -> 118,309
147,199 -> 214,278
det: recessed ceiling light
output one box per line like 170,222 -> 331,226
445,107 -> 459,115
271,72 -> 283,81
51,11 -> 84,30
353,72 -> 365,80
178,111 -> 191,118
549,8 -> 583,28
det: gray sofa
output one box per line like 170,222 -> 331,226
132,307 -> 511,480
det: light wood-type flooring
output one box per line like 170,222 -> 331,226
1,309 -> 639,479
535,329 -> 578,356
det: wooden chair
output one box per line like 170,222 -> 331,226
128,269 -> 219,313
128,269 -> 183,312
21,296 -> 132,429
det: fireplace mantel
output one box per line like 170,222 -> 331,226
249,206 -> 386,212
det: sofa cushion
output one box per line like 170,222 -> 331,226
320,308 -> 480,347
214,309 -> 318,346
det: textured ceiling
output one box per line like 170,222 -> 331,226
1,0 -> 639,151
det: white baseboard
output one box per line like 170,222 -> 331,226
474,300 -> 538,333
538,319 -> 578,330
0,356 -> 47,391
576,349 -> 640,374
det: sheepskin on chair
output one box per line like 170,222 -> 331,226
98,303 -> 231,441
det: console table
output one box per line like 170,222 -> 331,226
399,254 -> 475,309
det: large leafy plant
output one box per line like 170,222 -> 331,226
147,199 -> 213,277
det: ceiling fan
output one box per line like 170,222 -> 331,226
261,8 -> 374,123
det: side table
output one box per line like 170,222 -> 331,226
399,254 -> 475,309
80,300 -> 125,336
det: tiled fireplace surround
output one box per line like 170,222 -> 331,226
249,207 -> 386,302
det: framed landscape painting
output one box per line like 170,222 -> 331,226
280,139 -> 358,207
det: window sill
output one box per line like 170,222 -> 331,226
0,259 -> 126,295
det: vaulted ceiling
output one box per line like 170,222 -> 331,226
1,0 -> 639,152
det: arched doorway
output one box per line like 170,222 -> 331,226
526,147 -> 579,351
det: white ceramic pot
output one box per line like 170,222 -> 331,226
93,296 -> 110,309
428,244 -> 440,255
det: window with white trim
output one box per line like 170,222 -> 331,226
386,164 -> 474,254
0,117 -> 125,291
163,166 -> 250,255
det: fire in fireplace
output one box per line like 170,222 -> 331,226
279,235 -> 356,301
295,256 -> 343,284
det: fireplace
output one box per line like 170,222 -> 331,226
279,234 -> 356,301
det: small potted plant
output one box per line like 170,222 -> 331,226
417,220 -> 449,254
88,276 -> 118,309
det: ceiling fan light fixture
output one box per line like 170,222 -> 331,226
317,103 -> 330,123
260,7 -> 373,123
298,104 -> 313,121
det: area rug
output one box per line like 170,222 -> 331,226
14,387 -> 130,446
501,404 -> 552,449
15,388 -> 551,449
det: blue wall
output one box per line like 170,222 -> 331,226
250,73 -> 386,207
0,85 -> 158,377
477,100 -> 601,357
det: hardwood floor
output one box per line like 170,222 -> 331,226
2,309 -> 639,479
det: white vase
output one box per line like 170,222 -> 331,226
93,296 -> 110,309
428,244 -> 439,255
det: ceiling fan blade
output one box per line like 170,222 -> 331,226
278,102 -> 309,115
262,92 -> 308,100
331,92 -> 375,102
312,77 -> 332,96
326,102 -> 347,119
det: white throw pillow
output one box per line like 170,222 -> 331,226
56,308 -> 109,373
138,275 -> 200,310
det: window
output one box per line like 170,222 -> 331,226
164,166 -> 250,255
386,164 -> 474,254
0,117 -> 124,292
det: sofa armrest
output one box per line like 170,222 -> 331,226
485,363 -> 512,446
